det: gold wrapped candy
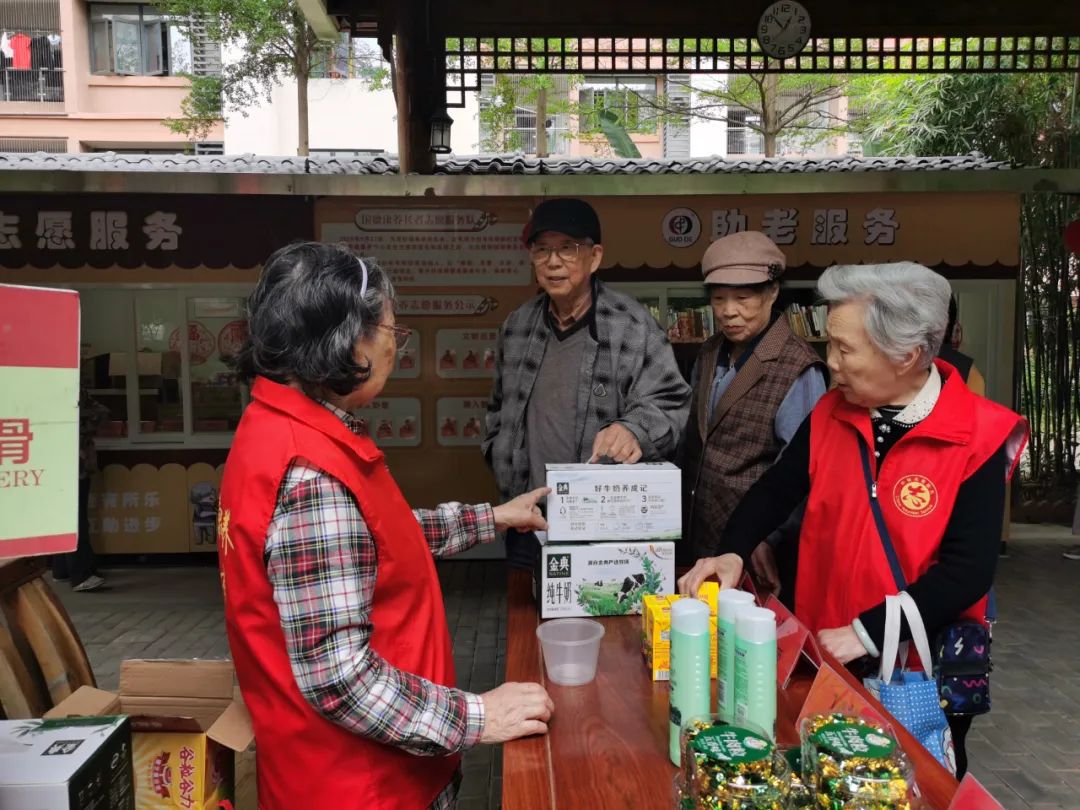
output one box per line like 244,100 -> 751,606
799,714 -> 912,809
678,716 -> 789,809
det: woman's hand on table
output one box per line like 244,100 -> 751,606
493,488 -> 550,533
817,626 -> 867,664
677,553 -> 744,596
479,682 -> 555,743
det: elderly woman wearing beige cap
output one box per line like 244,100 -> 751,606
681,231 -> 827,578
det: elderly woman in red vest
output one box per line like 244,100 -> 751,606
219,243 -> 554,809
680,261 -> 1027,778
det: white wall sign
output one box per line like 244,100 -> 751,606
391,330 -> 421,379
395,295 -> 501,317
350,398 -> 422,447
435,329 -> 498,379
661,208 -> 702,248
322,208 -> 533,286
435,398 -> 488,447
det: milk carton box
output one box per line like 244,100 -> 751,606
534,540 -> 675,618
545,462 -> 681,542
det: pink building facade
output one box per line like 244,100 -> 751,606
0,0 -> 222,153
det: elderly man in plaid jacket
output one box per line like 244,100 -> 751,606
483,198 -> 691,569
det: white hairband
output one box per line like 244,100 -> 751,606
358,257 -> 368,297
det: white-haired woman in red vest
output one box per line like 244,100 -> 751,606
680,262 -> 1028,779
219,242 -> 553,809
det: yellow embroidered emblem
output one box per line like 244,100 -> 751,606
218,507 -> 234,555
893,475 -> 939,518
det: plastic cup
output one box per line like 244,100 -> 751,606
535,618 -> 605,686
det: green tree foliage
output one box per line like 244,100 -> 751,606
159,0 -> 386,154
649,73 -> 847,157
853,72 -> 1080,485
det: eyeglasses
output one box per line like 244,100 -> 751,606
378,324 -> 412,351
528,242 -> 591,265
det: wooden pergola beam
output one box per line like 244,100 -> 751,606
310,0 -> 1080,173
328,0 -> 1080,38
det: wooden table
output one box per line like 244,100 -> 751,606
503,570 -> 959,809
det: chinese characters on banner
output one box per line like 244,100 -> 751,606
711,206 -> 900,246
0,209 -> 183,252
0,195 -> 313,271
321,208 -> 532,286
435,329 -> 499,379
0,284 -> 80,559
436,398 -> 488,447
88,463 -> 193,554
349,398 -> 422,447
395,295 -> 500,317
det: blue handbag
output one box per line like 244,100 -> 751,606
863,593 -> 956,773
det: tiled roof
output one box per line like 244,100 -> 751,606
0,151 -> 1012,175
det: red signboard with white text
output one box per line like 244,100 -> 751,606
0,284 -> 80,558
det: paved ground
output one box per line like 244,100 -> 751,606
47,524 -> 1080,810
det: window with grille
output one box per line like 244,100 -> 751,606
663,74 -> 691,159
579,77 -> 658,134
310,35 -> 388,81
478,74 -> 571,155
0,137 -> 66,152
89,3 -> 205,77
726,107 -> 764,155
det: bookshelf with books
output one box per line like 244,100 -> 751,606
784,302 -> 829,342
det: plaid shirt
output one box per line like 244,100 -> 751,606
265,401 -> 493,809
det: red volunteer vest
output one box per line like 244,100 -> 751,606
218,377 -> 459,809
798,360 -> 1027,637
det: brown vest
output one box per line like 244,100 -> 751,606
684,316 -> 824,558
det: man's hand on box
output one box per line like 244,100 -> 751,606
479,682 -> 554,743
493,488 -> 549,533
589,424 -> 643,464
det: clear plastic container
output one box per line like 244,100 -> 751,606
673,773 -> 692,810
678,714 -> 790,809
781,747 -> 814,808
800,713 -> 914,809
535,618 -> 605,686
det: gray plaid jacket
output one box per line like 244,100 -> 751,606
482,280 -> 691,499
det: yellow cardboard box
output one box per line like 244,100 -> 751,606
47,660 -> 254,810
642,592 -> 718,680
696,581 -> 720,617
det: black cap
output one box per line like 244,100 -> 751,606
523,198 -> 602,245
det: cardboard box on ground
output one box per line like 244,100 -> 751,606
0,716 -> 134,809
47,660 -> 255,810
